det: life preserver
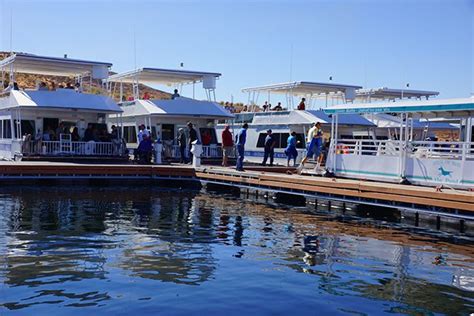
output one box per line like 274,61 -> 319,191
336,144 -> 350,154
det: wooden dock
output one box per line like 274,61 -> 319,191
0,162 -> 472,217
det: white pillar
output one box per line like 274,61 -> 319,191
191,140 -> 203,167
154,142 -> 162,164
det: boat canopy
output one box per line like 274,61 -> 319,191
0,90 -> 122,113
250,110 -> 374,126
365,113 -> 458,129
108,68 -> 221,86
356,87 -> 439,101
324,97 -> 474,118
242,81 -> 363,98
119,97 -> 233,119
0,53 -> 111,79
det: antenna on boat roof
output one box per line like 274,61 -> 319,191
133,25 -> 137,70
9,9 -> 13,54
289,43 -> 293,82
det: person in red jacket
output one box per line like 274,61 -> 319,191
221,125 -> 234,167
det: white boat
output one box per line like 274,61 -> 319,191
324,97 -> 474,189
217,81 -> 374,166
0,53 -> 124,160
106,68 -> 233,160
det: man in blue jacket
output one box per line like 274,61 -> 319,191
235,123 -> 248,171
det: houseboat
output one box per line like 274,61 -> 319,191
0,53 -> 125,161
107,67 -> 233,160
324,97 -> 474,189
217,81 -> 374,165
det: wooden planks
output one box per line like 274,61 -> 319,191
197,167 -> 474,212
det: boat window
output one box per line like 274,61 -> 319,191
123,126 -> 137,143
295,134 -> 305,148
14,120 -> 36,138
199,128 -> 217,145
2,119 -> 11,139
256,133 -> 267,148
162,124 -> 174,141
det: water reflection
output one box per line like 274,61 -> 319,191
0,187 -> 473,314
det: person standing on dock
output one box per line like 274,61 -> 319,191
300,122 -> 323,166
177,128 -> 187,164
262,129 -> 276,166
235,123 -> 248,171
187,122 -> 198,164
221,124 -> 234,167
285,131 -> 299,167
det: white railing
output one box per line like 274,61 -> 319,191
23,141 -> 124,157
409,141 -> 474,160
333,139 -> 474,160
333,139 -> 402,156
168,144 -> 226,159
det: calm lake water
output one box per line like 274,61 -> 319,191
0,186 -> 473,315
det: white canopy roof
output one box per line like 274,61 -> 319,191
241,81 -> 363,97
108,68 -> 221,85
0,53 -> 112,78
247,110 -> 374,126
324,97 -> 474,117
364,113 -> 458,129
0,90 -> 122,113
356,87 -> 439,101
119,97 -> 233,119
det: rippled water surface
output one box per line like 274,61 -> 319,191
0,186 -> 473,315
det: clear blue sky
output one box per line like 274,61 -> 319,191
0,0 -> 472,103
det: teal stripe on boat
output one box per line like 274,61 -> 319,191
336,169 -> 398,177
325,102 -> 474,114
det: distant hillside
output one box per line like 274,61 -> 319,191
0,52 -> 171,100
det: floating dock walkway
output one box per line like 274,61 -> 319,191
0,162 -> 472,221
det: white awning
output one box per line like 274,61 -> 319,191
241,81 -> 363,97
0,90 -> 122,113
108,68 -> 221,86
118,97 -> 233,119
0,53 -> 112,78
356,87 -> 439,100
324,97 -> 474,117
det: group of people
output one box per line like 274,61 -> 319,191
261,101 -> 284,112
176,122 -> 198,164
39,123 -> 119,143
220,121 -> 325,171
220,123 -> 247,170
2,80 -> 81,92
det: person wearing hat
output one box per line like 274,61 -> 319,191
221,124 -> 234,167
177,127 -> 187,163
262,129 -> 276,166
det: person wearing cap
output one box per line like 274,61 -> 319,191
177,127 -> 187,163
235,123 -> 248,171
262,129 -> 276,166
221,124 -> 234,167
187,122 -> 198,164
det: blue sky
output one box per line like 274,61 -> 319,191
0,0 -> 472,103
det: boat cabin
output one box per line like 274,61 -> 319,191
0,53 -> 124,160
107,68 -> 233,160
